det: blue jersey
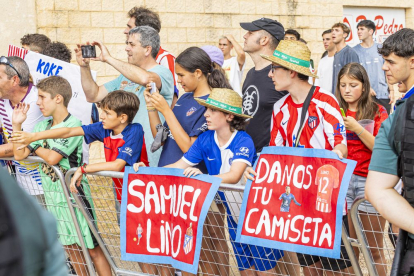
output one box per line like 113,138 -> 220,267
158,92 -> 208,169
279,193 -> 301,212
183,130 -> 256,177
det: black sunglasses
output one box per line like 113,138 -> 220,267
271,64 -> 285,73
0,56 -> 21,79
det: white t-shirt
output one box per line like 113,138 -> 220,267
315,55 -> 334,94
222,56 -> 245,96
0,84 -> 45,195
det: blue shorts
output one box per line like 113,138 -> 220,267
227,215 -> 284,271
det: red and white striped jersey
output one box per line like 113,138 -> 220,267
156,46 -> 178,96
269,86 -> 346,149
315,165 -> 339,213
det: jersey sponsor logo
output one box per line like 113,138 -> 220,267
186,107 -> 197,116
236,146 -> 250,157
333,123 -> 346,136
53,138 -> 69,147
242,85 -> 259,119
197,123 -> 208,132
122,147 -> 133,156
308,116 -> 318,129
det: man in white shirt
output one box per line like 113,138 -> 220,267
315,30 -> 336,93
0,56 -> 45,201
219,34 -> 246,95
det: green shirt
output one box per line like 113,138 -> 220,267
368,110 -> 399,176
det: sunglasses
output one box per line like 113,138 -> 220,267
0,56 -> 21,79
271,64 -> 285,73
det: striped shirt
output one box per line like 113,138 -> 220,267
270,86 -> 346,149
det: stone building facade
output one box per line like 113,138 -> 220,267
1,0 -> 414,85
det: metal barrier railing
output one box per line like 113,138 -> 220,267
350,196 -> 396,276
1,157 -> 96,276
3,156 -> 397,276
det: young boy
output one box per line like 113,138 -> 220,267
134,88 -> 284,276
12,88 -> 149,202
12,76 -> 111,276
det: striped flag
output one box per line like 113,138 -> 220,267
8,45 -> 29,58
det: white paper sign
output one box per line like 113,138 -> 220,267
343,7 -> 406,47
24,51 -> 97,163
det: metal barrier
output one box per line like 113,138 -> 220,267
2,156 -> 397,276
65,168 -> 364,276
1,157 -> 96,276
350,196 -> 397,276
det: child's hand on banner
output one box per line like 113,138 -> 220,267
243,166 -> 256,181
183,167 -> 202,178
133,162 -> 147,172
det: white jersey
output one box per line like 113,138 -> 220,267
315,55 -> 334,94
0,84 -> 45,195
222,56 -> 245,96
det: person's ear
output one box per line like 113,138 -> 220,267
145,46 -> 152,57
260,35 -> 269,46
55,94 -> 63,104
409,56 -> 414,69
120,114 -> 128,124
226,113 -> 235,123
194,69 -> 203,80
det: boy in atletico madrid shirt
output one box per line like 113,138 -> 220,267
11,90 -> 149,204
246,40 -> 350,275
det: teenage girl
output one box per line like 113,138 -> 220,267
336,62 -> 388,276
143,46 -> 232,276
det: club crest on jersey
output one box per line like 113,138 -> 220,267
308,116 -> 318,129
186,107 -> 197,116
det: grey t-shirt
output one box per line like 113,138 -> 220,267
332,45 -> 360,94
353,43 -> 389,100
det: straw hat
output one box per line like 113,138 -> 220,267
261,40 -> 318,78
195,88 -> 252,119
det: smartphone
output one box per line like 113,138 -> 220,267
340,108 -> 346,117
81,45 -> 96,58
150,82 -> 156,94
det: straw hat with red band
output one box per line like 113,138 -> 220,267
195,88 -> 252,119
261,40 -> 318,78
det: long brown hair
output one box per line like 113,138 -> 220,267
335,63 -> 378,120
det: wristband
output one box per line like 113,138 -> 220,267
356,128 -> 365,136
147,107 -> 156,111
80,163 -> 87,174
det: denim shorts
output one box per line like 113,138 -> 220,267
346,174 -> 377,213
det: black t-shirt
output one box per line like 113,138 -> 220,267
242,65 -> 288,153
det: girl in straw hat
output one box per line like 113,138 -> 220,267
245,40 -> 350,276
141,46 -> 232,276
336,63 -> 388,276
134,88 -> 285,276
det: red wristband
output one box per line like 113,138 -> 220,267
80,163 -> 87,174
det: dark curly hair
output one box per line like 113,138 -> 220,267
227,113 -> 249,131
20,33 -> 51,52
127,6 -> 161,33
42,42 -> 72,63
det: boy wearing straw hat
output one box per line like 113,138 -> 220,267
134,88 -> 285,275
245,40 -> 350,275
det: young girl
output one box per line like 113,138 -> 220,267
336,62 -> 388,276
143,47 -> 232,276
135,89 -> 284,276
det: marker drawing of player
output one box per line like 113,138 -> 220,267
183,223 -> 193,255
279,186 -> 301,212
136,223 -> 143,245
315,164 -> 339,213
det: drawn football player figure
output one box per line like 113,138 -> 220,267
279,186 -> 301,212
315,164 -> 340,213
136,223 -> 143,245
183,223 -> 193,255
